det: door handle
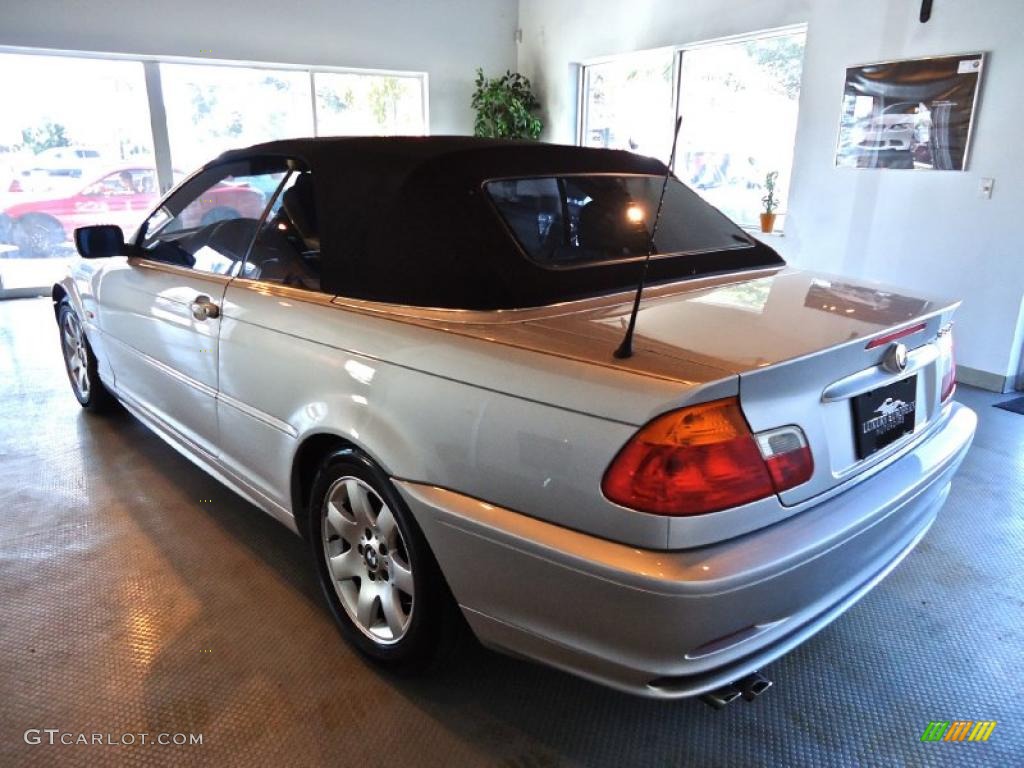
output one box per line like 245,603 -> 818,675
190,295 -> 220,321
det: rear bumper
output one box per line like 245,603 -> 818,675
398,402 -> 976,699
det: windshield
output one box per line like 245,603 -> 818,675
485,175 -> 754,269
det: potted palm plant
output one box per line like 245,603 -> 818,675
760,171 -> 779,233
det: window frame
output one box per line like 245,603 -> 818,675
576,24 -> 807,228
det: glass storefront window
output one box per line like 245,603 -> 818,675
580,30 -> 806,228
676,31 -> 806,226
580,51 -> 676,164
0,51 -> 428,296
160,64 -> 314,172
314,72 -> 427,136
0,54 -> 154,287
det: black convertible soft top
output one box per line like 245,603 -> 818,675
213,137 -> 784,310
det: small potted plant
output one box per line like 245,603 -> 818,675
760,170 -> 779,233
471,68 -> 543,140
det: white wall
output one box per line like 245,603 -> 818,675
0,0 -> 519,135
785,0 -> 1024,388
518,0 -> 1024,389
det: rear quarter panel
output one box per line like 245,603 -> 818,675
217,280 -> 738,549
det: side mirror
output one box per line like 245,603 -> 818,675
74,225 -> 129,259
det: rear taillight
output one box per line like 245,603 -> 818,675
602,398 -> 813,516
938,325 -> 956,402
8,178 -> 22,192
755,426 -> 814,491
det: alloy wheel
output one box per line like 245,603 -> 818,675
321,476 -> 415,644
60,311 -> 90,401
29,224 -> 49,252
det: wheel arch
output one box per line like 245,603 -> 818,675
17,210 -> 66,238
18,210 -> 63,225
290,431 -> 395,540
51,276 -> 84,323
52,283 -> 68,318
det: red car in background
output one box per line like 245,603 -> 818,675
0,167 -> 266,257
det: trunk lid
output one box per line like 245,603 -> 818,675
526,268 -> 959,503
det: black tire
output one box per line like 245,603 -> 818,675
199,206 -> 240,226
14,213 -> 65,258
308,448 -> 465,673
57,301 -> 116,412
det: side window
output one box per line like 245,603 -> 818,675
125,169 -> 157,195
139,159 -> 287,275
83,169 -> 155,197
242,170 -> 321,292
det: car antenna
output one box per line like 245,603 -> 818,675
614,115 -> 683,360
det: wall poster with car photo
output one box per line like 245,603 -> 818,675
835,53 -> 984,170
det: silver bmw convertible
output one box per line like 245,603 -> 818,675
54,137 -> 975,703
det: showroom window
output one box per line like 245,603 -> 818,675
580,49 -> 677,163
315,72 -> 427,136
579,27 -> 806,228
160,64 -> 316,173
0,53 -> 154,291
0,48 -> 427,296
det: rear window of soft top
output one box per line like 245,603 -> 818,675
485,174 -> 754,269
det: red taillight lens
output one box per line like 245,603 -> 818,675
938,326 -> 956,402
602,398 -> 813,516
8,178 -> 22,192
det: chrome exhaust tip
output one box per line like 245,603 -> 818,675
699,672 -> 772,709
737,671 -> 772,702
699,685 -> 742,710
